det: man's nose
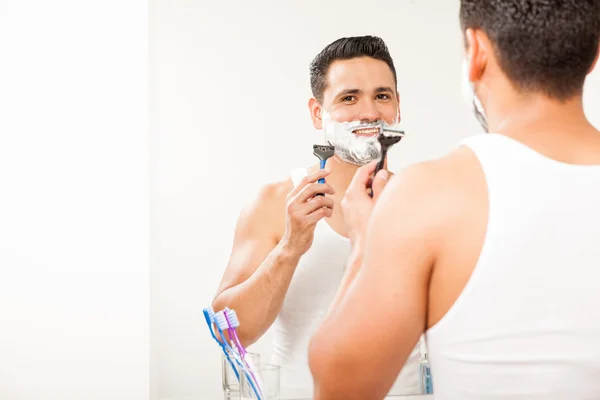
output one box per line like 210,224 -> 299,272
358,100 -> 381,123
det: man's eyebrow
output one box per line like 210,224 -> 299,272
334,88 -> 362,98
374,86 -> 395,93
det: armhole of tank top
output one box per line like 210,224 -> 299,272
290,168 -> 308,188
426,139 -> 493,338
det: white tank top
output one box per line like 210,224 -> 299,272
271,168 -> 422,398
426,134 -> 600,399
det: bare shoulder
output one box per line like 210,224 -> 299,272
234,176 -> 294,240
254,177 -> 294,210
387,145 -> 481,198
375,145 -> 485,237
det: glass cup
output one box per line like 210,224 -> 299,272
222,352 -> 260,400
239,363 -> 280,400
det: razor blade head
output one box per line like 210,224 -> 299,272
378,133 -> 403,147
380,127 -> 405,136
313,144 -> 335,161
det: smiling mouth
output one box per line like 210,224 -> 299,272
352,127 -> 381,137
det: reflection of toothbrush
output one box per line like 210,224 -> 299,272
202,307 -> 239,379
223,308 -> 246,357
370,128 -> 404,197
418,337 -> 433,394
214,311 -> 241,358
224,309 -> 264,396
215,311 -> 262,400
313,145 -> 335,194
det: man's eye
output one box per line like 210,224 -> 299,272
342,96 -> 357,102
376,94 -> 390,100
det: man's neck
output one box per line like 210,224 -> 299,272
487,90 -> 594,140
325,155 -> 361,192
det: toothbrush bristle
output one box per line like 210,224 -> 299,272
227,310 -> 241,328
222,308 -> 233,327
214,311 -> 229,330
204,307 -> 216,323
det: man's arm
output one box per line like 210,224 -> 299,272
213,169 -> 334,346
324,167 -> 390,317
309,162 -> 443,400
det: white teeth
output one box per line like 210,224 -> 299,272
353,127 -> 380,135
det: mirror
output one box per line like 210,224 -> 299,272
150,1 -> 467,398
150,1 -> 600,399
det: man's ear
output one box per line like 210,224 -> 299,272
309,97 -> 323,130
465,28 -> 489,82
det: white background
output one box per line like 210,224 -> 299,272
0,1 -> 149,399
149,1 -> 599,399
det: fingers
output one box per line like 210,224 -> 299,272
302,194 -> 334,215
288,169 -> 331,198
304,204 -> 334,225
286,176 -> 334,225
287,193 -> 334,228
372,169 -> 390,201
346,161 -> 393,200
295,181 -> 335,203
348,160 -> 379,193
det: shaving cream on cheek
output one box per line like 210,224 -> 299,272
321,111 -> 401,166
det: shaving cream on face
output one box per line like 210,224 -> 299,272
321,111 -> 401,165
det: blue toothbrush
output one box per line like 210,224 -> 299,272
202,307 -> 239,380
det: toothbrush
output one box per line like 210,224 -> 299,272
202,307 -> 240,380
418,336 -> 433,394
312,145 -> 335,196
223,308 -> 246,357
214,311 -> 241,358
215,311 -> 263,400
205,307 -> 262,397
224,309 -> 265,397
371,128 -> 405,197
214,311 -> 248,369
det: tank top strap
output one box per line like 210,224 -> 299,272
290,168 -> 308,188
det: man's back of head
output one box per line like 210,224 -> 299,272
460,0 -> 600,137
461,0 -> 599,99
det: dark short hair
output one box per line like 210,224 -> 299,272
309,35 -> 397,103
460,0 -> 600,100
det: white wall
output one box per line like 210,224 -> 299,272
150,1 -> 600,399
585,70 -> 600,126
0,1 -> 150,399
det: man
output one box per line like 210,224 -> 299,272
309,1 -> 600,399
212,36 -> 421,397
